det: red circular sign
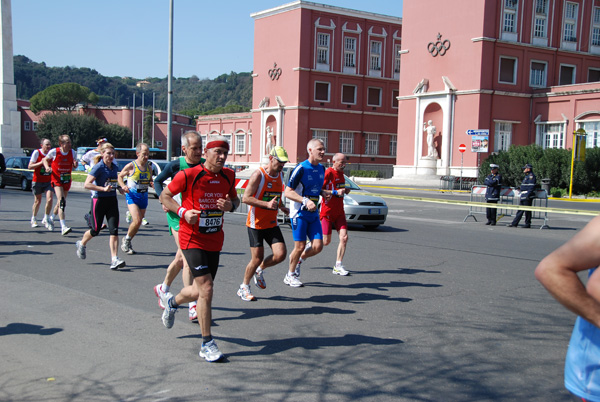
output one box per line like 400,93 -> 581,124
458,144 -> 466,153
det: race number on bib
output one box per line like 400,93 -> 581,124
198,210 -> 224,234
60,172 -> 71,183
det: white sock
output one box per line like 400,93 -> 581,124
189,301 -> 197,307
162,283 -> 170,292
125,235 -> 131,240
298,258 -> 304,264
60,219 -> 67,228
336,261 -> 342,267
44,214 -> 49,220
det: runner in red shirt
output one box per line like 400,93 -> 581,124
158,135 -> 240,362
320,153 -> 351,276
43,134 -> 78,235
28,138 -> 54,229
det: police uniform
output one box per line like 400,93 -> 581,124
509,164 -> 536,228
483,164 -> 502,225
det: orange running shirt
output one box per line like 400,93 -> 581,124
246,166 -> 285,230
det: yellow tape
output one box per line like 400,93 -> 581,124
366,192 -> 600,217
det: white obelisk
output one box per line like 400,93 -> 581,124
0,0 -> 21,156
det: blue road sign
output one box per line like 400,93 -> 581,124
467,129 -> 490,135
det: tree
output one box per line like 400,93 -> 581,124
30,82 -> 99,114
36,113 -> 131,148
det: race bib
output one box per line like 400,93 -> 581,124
105,178 -> 119,189
60,172 -> 71,183
198,210 -> 224,234
41,167 -> 51,176
262,191 -> 280,202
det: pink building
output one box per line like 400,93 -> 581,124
197,1 -> 402,168
396,0 -> 600,177
19,101 -> 195,153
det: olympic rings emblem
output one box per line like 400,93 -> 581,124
268,63 -> 282,80
427,33 -> 451,57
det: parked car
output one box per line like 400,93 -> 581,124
0,156 -> 33,191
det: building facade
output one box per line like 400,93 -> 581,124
197,1 -> 402,168
396,0 -> 600,177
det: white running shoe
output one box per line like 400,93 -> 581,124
189,304 -> 198,322
41,217 -> 48,226
110,257 -> 126,270
237,284 -> 257,301
199,339 -> 223,362
76,241 -> 86,260
126,211 -> 132,224
61,226 -> 72,236
31,217 -> 39,228
154,284 -> 166,309
284,273 -> 303,287
332,265 -> 349,276
161,293 -> 177,328
121,237 -> 135,254
141,217 -> 149,226
254,269 -> 266,289
46,219 -> 54,231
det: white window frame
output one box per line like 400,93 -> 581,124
201,135 -> 208,150
341,84 -> 357,105
582,121 -> 600,148
394,43 -> 401,79
592,7 -> 600,50
235,132 -> 246,155
314,81 -> 330,103
312,130 -> 328,151
537,123 -> 565,149
367,87 -> 382,107
369,40 -> 382,72
502,0 -> 519,41
559,64 -> 576,86
317,32 -> 330,66
339,131 -> 354,154
499,56 -> 518,85
222,134 -> 232,149
24,121 -> 31,131
530,60 -> 548,87
562,1 -> 579,50
344,37 -> 356,69
494,122 -> 513,152
32,121 -> 38,131
365,134 -> 379,155
389,135 -> 397,156
533,0 -> 548,45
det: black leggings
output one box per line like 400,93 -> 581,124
89,196 -> 119,236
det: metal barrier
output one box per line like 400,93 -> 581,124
463,185 -> 549,229
439,176 -> 478,191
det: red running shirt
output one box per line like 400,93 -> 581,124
167,164 -> 237,251
320,167 -> 346,218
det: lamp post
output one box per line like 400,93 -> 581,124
569,128 -> 587,199
166,0 -> 174,160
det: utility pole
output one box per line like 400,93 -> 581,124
167,0 -> 174,160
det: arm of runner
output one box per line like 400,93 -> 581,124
28,150 -> 41,170
117,162 -> 134,193
242,169 -> 276,210
83,173 -> 111,193
535,215 -> 600,328
71,150 -> 78,169
154,161 -> 177,198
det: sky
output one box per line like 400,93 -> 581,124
11,0 -> 403,80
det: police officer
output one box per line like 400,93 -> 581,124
508,163 -> 537,228
484,164 -> 502,225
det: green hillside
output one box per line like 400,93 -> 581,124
14,55 -> 252,117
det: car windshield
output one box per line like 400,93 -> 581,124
344,175 -> 361,190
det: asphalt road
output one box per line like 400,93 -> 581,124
0,184 -> 596,401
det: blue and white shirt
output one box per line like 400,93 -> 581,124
287,159 -> 325,219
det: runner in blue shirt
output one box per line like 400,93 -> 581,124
283,138 -> 333,287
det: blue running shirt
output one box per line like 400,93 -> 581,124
287,160 -> 325,220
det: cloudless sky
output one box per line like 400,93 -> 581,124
12,0 -> 402,80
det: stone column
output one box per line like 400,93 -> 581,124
0,0 -> 22,156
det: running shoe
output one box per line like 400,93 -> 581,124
189,304 -> 198,322
199,339 -> 223,362
161,293 -> 177,328
294,261 -> 301,277
254,269 -> 266,289
110,257 -> 126,270
332,265 -> 349,276
75,240 -> 86,260
304,240 -> 312,252
46,219 -> 54,231
31,217 -> 39,228
284,273 -> 303,287
237,284 -> 257,301
61,226 -> 72,236
126,211 -> 132,224
141,217 -> 149,226
41,217 -> 48,226
121,237 -> 135,254
154,284 -> 166,309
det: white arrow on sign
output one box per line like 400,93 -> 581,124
466,129 -> 490,135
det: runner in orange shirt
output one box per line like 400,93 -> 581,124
238,146 -> 290,301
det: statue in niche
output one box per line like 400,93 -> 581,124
423,120 -> 439,159
265,126 -> 275,155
